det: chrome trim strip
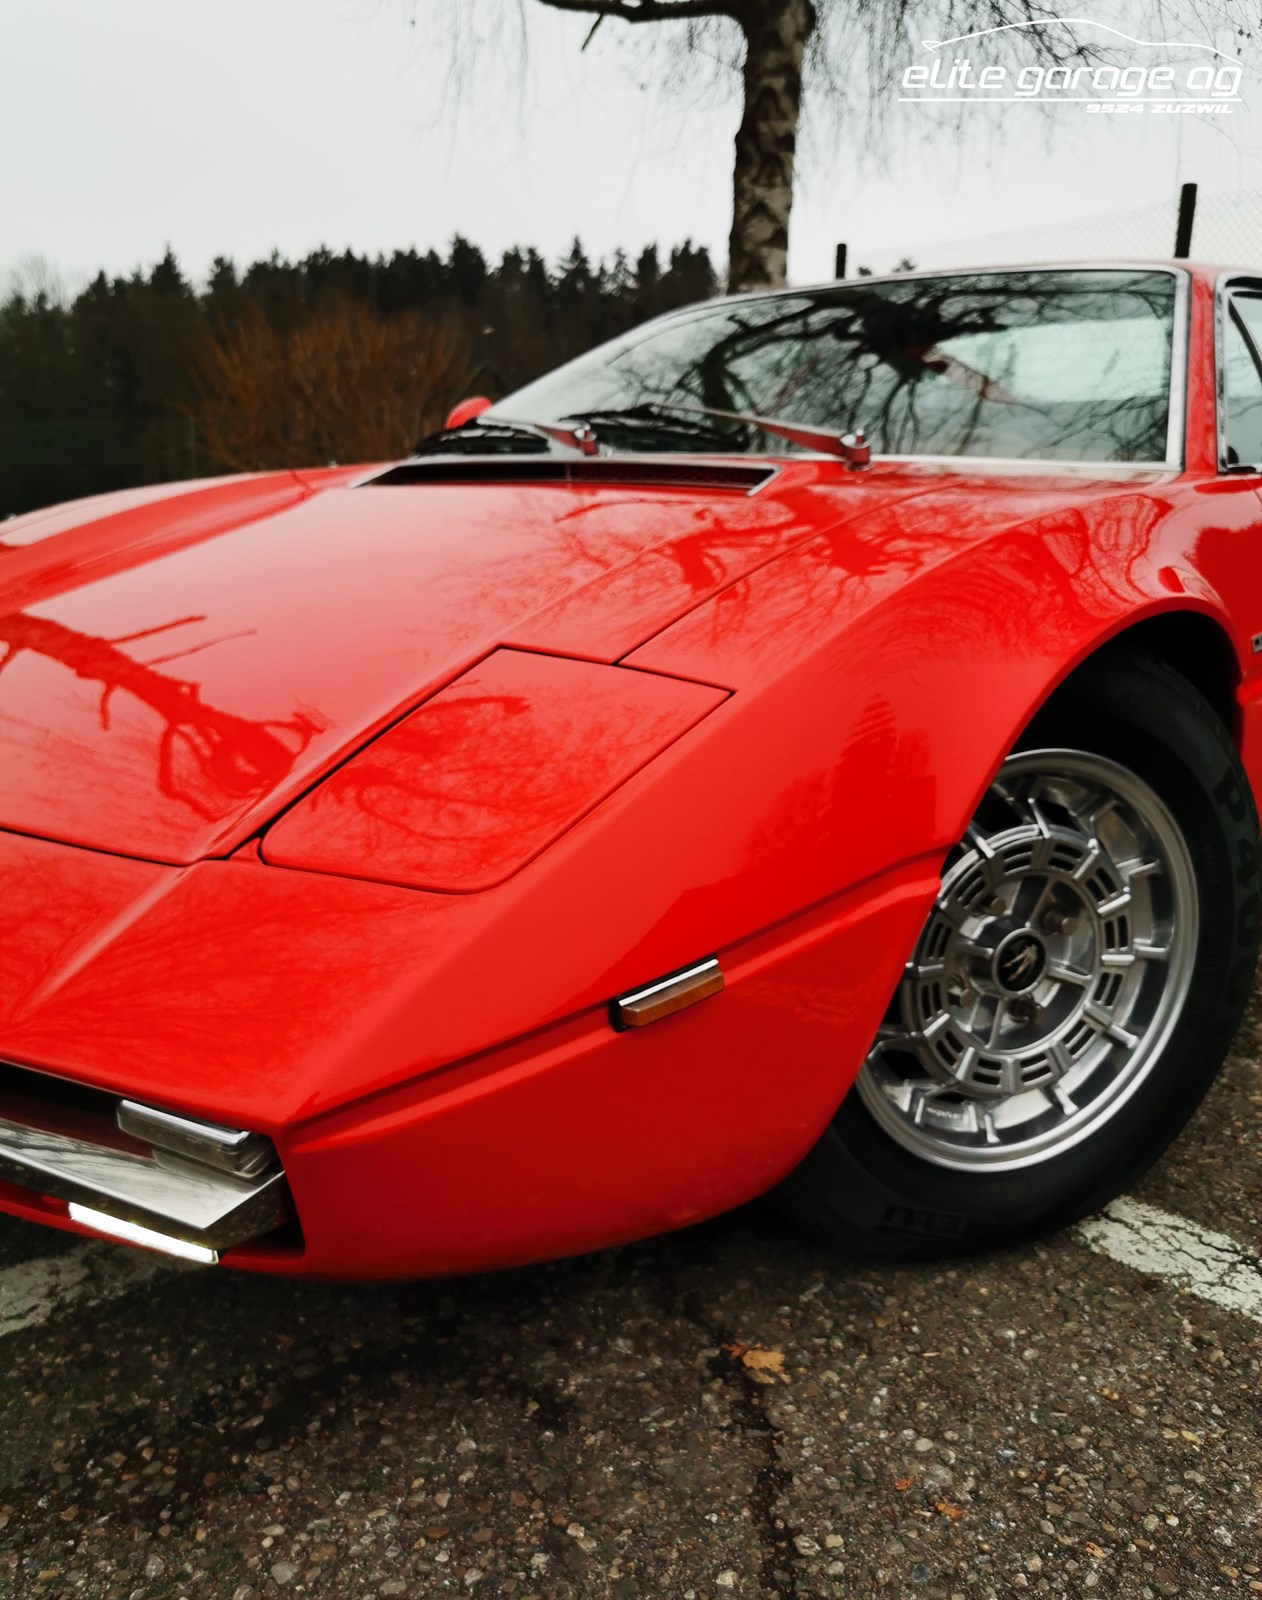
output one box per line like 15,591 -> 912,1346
1216,270 -> 1230,468
1167,268 -> 1190,469
68,1204 -> 220,1266
1213,270 -> 1262,472
612,956 -> 725,1030
116,1101 -> 277,1179
869,454 -> 1173,477
725,259 -> 1191,300
618,957 -> 722,1007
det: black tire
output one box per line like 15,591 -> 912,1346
776,648 -> 1261,1260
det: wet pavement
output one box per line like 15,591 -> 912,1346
2,1026 -> 1259,1599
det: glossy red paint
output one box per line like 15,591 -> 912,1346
0,463 -> 887,864
444,395 -> 493,431
263,649 -> 729,891
3,261 -> 1262,1278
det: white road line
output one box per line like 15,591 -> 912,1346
1076,1197 -> 1262,1323
4,1198 -> 1260,1342
0,1242 -> 167,1339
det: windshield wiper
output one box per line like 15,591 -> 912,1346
418,401 -> 868,466
415,416 -> 600,457
677,404 -> 871,469
559,403 -> 738,450
565,400 -> 871,467
496,417 -> 601,456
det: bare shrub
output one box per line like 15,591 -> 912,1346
192,300 -> 474,472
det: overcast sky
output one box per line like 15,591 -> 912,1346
3,0 -> 1261,292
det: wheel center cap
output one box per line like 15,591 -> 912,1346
992,929 -> 1048,995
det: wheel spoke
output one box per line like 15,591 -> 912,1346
1048,1042 -> 1075,1082
1051,1082 -> 1078,1117
1084,1002 -> 1138,1050
965,826 -> 1006,890
1087,796 -> 1120,834
921,1010 -> 952,1043
1026,877 -> 1057,927
1047,960 -> 1091,988
1026,795 -> 1053,839
933,896 -> 969,929
866,1024 -> 912,1067
907,1082 -> 954,1123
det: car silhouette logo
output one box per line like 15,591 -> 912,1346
997,935 -> 1046,992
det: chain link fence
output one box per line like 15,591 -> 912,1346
853,185 -> 1262,276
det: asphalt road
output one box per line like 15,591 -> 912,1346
2,1007 -> 1259,1600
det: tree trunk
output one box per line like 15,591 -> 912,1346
728,0 -> 816,293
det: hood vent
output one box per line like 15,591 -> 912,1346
366,457 -> 776,494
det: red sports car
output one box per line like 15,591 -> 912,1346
2,261 -> 1259,1276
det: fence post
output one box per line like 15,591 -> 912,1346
834,243 -> 847,279
1174,183 -> 1197,259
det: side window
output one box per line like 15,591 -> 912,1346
1223,295 -> 1262,467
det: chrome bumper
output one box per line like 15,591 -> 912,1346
0,1067 -> 290,1261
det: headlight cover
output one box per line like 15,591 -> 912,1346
261,648 -> 727,892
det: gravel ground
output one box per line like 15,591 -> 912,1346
1,1028 -> 1259,1599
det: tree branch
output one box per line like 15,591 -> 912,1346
532,0 -> 739,23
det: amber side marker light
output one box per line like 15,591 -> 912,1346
611,956 -> 724,1030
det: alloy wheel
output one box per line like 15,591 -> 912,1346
856,749 -> 1199,1171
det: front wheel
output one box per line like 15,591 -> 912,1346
777,650 -> 1261,1259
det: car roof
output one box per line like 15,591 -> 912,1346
699,260 -> 1253,314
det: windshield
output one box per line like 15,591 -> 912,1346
496,269 -> 1178,464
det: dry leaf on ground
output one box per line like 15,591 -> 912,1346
720,1343 -> 789,1383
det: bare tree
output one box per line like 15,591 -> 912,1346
533,1 -> 816,293
407,1 -> 1253,293
2,253 -> 77,308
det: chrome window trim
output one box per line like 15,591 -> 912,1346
869,454 -> 1174,477
1166,269 -> 1190,469
729,259 -> 1191,301
1214,270 -> 1262,472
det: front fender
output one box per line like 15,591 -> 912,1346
625,471 -> 1255,871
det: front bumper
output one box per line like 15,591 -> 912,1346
0,829 -> 940,1279
0,1068 -> 290,1260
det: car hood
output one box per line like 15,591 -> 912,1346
0,460 -> 942,863
0,456 -> 1162,865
